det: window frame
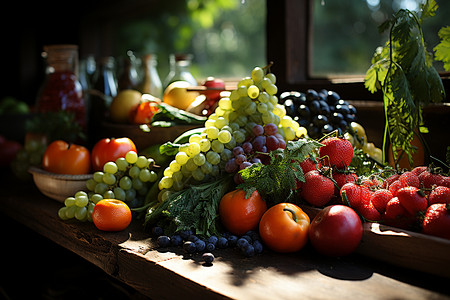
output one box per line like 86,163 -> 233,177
266,0 -> 449,101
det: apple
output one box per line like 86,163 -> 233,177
109,89 -> 142,123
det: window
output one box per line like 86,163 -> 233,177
82,0 -> 266,81
312,0 -> 450,77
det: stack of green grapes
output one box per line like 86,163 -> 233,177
58,151 -> 159,221
157,65 -> 306,201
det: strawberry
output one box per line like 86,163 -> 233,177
300,157 -> 320,174
441,176 -> 450,188
359,199 -> 381,221
398,171 -> 420,188
340,182 -> 362,210
370,189 -> 393,214
385,173 -> 400,187
388,179 -> 406,197
428,186 -> 450,206
422,203 -> 450,240
300,170 -> 335,206
382,197 -> 412,229
418,170 -> 445,188
333,171 -> 357,194
396,186 -> 428,215
318,137 -> 353,169
411,166 -> 427,177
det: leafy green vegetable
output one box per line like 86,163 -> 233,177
434,26 -> 450,71
364,0 -> 445,167
25,111 -> 85,142
238,139 -> 322,205
144,175 -> 234,237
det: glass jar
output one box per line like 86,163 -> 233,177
139,54 -> 162,98
163,53 -> 197,89
35,44 -> 86,129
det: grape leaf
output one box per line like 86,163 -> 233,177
434,26 -> 450,71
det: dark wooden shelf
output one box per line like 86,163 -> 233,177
1,177 -> 449,300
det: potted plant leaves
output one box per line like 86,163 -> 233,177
364,0 -> 446,169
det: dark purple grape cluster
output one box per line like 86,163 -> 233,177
224,123 -> 287,184
279,89 -> 357,139
154,227 -> 264,260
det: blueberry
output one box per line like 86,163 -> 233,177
157,235 -> 171,247
227,235 -> 238,247
195,239 -> 206,252
207,236 -> 218,246
202,253 -> 215,265
183,241 -> 197,253
151,226 -> 164,237
188,235 -> 199,242
217,237 -> 229,249
242,244 -> 255,257
179,230 -> 193,240
237,238 -> 250,249
206,243 -> 215,252
170,234 -> 183,246
245,231 -> 260,242
253,240 -> 263,254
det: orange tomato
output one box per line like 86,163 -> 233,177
91,137 -> 137,171
259,203 -> 310,253
92,199 -> 132,231
219,189 -> 267,235
42,140 -> 90,174
132,101 -> 160,124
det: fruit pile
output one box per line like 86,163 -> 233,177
58,150 -> 159,223
279,89 -> 357,139
296,135 -> 450,240
156,65 -> 306,198
341,167 -> 450,239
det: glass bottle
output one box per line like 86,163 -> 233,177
139,54 -> 162,98
117,50 -> 140,91
163,54 -> 197,89
88,56 -> 118,146
35,44 -> 86,129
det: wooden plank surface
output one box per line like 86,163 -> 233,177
1,179 -> 449,300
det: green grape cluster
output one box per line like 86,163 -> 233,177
58,151 -> 158,221
11,138 -> 47,181
157,65 -> 306,201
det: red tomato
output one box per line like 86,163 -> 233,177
42,140 -> 90,174
259,203 -> 310,253
309,205 -> 363,257
219,189 -> 267,236
132,101 -> 160,124
91,137 -> 137,171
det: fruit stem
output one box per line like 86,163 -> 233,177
283,207 -> 297,222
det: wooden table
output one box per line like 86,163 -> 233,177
1,178 -> 449,300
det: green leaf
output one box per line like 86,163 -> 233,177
434,26 -> 450,71
420,0 -> 438,22
238,139 -> 322,205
